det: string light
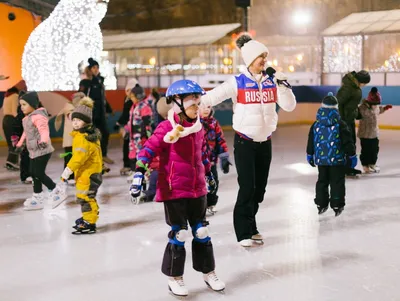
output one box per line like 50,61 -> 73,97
372,52 -> 400,72
22,0 -> 109,91
323,36 -> 362,73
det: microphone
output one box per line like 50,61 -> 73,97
265,67 -> 292,89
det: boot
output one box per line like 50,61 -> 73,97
72,220 -> 96,234
168,276 -> 188,297
24,193 -> 45,211
203,271 -> 225,292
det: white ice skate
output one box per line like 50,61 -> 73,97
251,233 -> 264,245
239,239 -> 253,247
22,177 -> 33,184
203,271 -> 225,292
363,166 -> 373,174
24,193 -> 45,211
207,206 -> 217,216
50,183 -> 68,209
168,276 -> 188,297
369,165 -> 380,173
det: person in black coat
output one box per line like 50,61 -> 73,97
79,58 -> 114,164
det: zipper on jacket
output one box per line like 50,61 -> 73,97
192,136 -> 196,193
169,161 -> 175,191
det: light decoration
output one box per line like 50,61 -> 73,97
371,52 -> 400,72
22,0 -> 109,91
323,36 -> 362,73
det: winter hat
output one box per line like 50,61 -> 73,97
125,78 -> 139,93
88,57 -> 99,68
71,97 -> 94,124
236,34 -> 269,67
130,84 -> 145,101
71,92 -> 86,107
21,91 -> 40,109
322,92 -> 338,109
366,87 -> 381,105
355,70 -> 371,84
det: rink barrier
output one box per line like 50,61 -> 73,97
0,86 -> 399,145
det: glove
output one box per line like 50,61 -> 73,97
384,105 -> 393,111
11,135 -> 19,147
61,167 -> 73,181
219,152 -> 232,174
206,172 -> 217,194
38,141 -> 47,149
274,71 -> 292,89
306,154 -> 315,167
130,171 -> 144,197
348,155 -> 358,169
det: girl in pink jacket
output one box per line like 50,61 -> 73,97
16,92 -> 67,211
130,80 -> 225,297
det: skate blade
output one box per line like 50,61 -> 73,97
52,197 -> 67,209
251,239 -> 264,245
168,286 -> 188,298
23,206 -> 44,211
205,281 -> 225,293
71,230 -> 96,235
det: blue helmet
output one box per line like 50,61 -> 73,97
166,79 -> 205,98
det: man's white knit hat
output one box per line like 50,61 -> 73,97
236,34 -> 269,67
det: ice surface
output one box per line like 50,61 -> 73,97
0,126 -> 399,301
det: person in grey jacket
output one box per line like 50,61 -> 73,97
357,87 -> 392,173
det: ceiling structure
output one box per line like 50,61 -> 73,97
322,9 -> 400,36
103,23 -> 241,50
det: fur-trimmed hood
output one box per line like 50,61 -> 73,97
71,125 -> 101,142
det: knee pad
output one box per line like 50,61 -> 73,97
169,225 -> 189,246
192,222 -> 210,243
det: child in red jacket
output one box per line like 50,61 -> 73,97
130,80 -> 224,297
200,105 -> 231,214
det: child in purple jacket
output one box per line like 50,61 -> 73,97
130,80 -> 225,297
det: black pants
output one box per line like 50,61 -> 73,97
233,134 -> 272,242
20,148 -> 30,182
161,197 -> 215,277
3,115 -> 19,166
94,120 -> 109,157
207,165 -> 219,207
123,135 -> 130,168
30,153 -> 56,193
344,121 -> 358,174
360,138 -> 379,166
315,165 -> 346,209
63,147 -> 74,180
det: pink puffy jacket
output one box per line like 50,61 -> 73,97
136,113 -> 211,202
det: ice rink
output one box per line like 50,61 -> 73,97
0,126 -> 399,301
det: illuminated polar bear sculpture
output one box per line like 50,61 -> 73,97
22,0 -> 109,91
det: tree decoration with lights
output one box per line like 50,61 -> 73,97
323,36 -> 362,73
22,0 -> 109,91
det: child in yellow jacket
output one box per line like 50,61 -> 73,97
60,97 -> 103,234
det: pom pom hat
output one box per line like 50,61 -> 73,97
236,34 -> 269,67
71,98 -> 94,124
321,92 -> 338,109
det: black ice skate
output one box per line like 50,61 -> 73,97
333,207 -> 344,217
318,206 -> 328,215
72,220 -> 96,234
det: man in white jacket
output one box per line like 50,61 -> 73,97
201,34 -> 296,247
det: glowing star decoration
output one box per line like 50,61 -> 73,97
323,36 -> 362,73
22,0 -> 109,91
